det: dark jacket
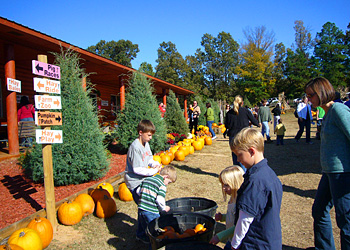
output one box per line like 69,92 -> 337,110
272,105 -> 281,116
225,107 -> 259,138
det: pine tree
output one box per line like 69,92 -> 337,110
164,90 -> 189,135
20,49 -> 109,186
116,71 -> 167,153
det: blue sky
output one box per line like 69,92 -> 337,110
1,0 -> 349,70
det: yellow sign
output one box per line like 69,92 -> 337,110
35,111 -> 62,126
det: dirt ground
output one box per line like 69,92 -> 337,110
47,112 -> 340,250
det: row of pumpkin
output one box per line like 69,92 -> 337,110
154,135 -> 213,164
1,182 -> 129,250
1,134 -> 216,249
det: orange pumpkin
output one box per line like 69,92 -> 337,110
153,155 -> 162,164
27,216 -> 53,249
194,223 -> 205,233
95,195 -> 117,218
174,150 -> 185,161
97,182 -> 114,198
57,200 -> 83,226
8,228 -> 42,250
118,183 -> 133,201
189,146 -> 195,154
74,193 -> 95,216
192,141 -> 202,151
0,244 -> 24,250
167,151 -> 175,161
161,154 -> 171,165
90,186 -> 111,203
179,146 -> 189,156
205,137 -> 212,145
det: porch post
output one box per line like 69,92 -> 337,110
4,44 -> 19,155
119,75 -> 125,110
162,89 -> 167,106
184,96 -> 188,120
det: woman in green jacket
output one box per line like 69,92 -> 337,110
205,102 -> 216,139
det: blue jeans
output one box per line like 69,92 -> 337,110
207,120 -> 216,137
261,121 -> 270,139
312,173 -> 350,250
137,209 -> 160,242
276,135 -> 284,145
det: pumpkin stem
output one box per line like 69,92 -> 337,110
19,231 -> 26,237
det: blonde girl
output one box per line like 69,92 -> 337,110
210,166 -> 244,249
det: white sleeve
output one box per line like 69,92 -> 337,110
156,195 -> 166,211
133,165 -> 158,176
231,210 -> 254,249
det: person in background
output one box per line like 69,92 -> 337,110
223,104 -> 230,138
258,99 -> 273,143
305,77 -> 350,250
190,100 -> 201,134
274,118 -> 286,146
334,91 -> 343,103
210,166 -> 244,249
17,96 -> 34,122
344,92 -> 350,108
205,102 -> 216,139
137,165 -> 177,244
187,104 -> 194,133
271,103 -> 281,131
225,95 -> 260,170
230,128 -> 283,249
158,103 -> 166,118
315,106 -> 325,140
295,95 -> 313,144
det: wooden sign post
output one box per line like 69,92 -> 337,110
36,54 -> 58,230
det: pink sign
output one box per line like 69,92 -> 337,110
32,60 -> 60,79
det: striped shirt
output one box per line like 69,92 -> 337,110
139,175 -> 167,213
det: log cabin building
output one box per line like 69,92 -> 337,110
0,17 -> 194,155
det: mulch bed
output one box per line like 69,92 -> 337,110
0,151 -> 126,230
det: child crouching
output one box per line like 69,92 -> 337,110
137,165 -> 177,243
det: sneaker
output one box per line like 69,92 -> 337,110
212,136 -> 217,140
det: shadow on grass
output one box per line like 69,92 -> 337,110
104,211 -> 147,249
171,163 -> 219,179
282,245 -> 306,250
283,184 -> 317,199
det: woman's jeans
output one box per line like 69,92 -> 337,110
207,120 -> 216,137
312,173 -> 350,250
261,121 -> 270,139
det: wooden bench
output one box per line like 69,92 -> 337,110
18,121 -> 36,147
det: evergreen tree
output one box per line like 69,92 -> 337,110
20,49 -> 109,186
116,71 -> 167,153
164,90 -> 188,135
314,22 -> 347,88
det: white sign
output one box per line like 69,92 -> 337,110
33,78 -> 61,94
36,129 -> 63,144
7,78 -> 21,93
35,95 -> 62,110
101,100 -> 109,106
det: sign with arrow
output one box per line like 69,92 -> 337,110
36,129 -> 63,144
35,111 -> 62,126
33,78 -> 61,94
34,95 -> 61,110
32,60 -> 60,79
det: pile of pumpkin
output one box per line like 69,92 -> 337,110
154,135 -> 213,164
212,123 -> 226,134
0,182 -> 120,250
156,223 -> 207,240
